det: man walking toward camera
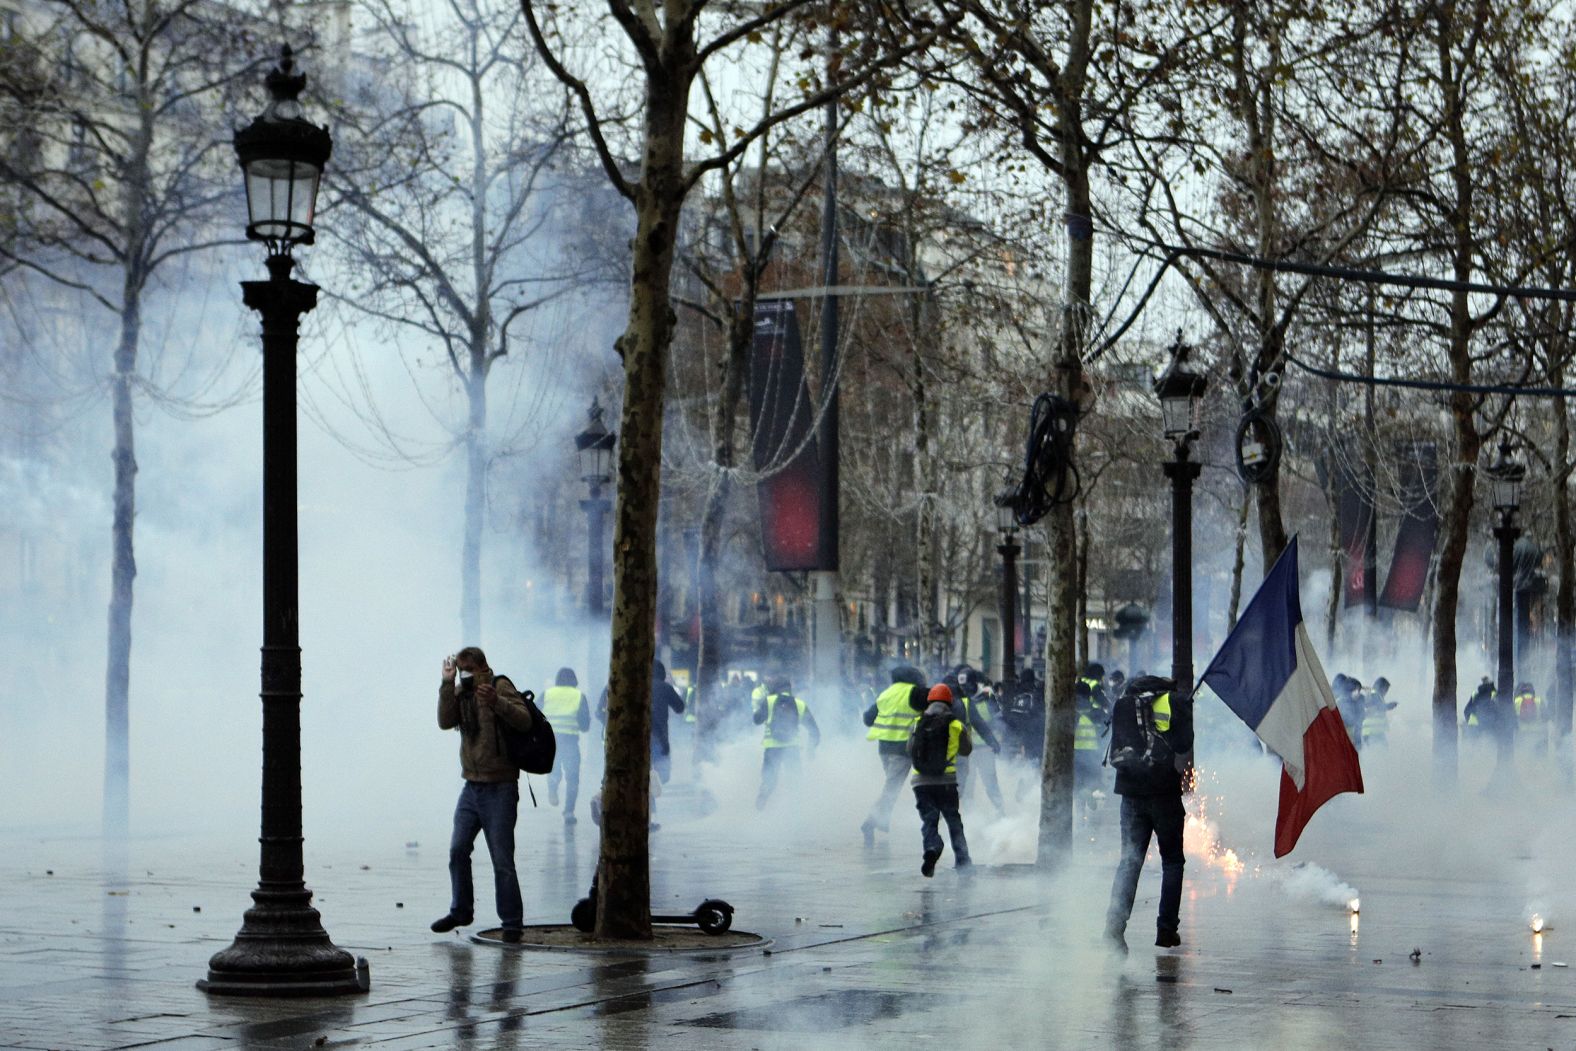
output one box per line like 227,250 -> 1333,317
432,646 -> 534,942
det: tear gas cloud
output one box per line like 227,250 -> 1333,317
0,261 -> 621,848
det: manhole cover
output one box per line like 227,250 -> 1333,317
472,925 -> 769,955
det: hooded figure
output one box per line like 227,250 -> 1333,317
649,659 -> 686,784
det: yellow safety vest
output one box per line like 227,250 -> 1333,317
1152,693 -> 1172,732
684,685 -> 697,723
1362,692 -> 1389,741
541,686 -> 585,736
1074,712 -> 1100,750
1515,692 -> 1545,723
965,693 -> 992,724
866,682 -> 920,742
763,694 -> 806,749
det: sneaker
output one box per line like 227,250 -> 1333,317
501,928 -> 523,944
1155,929 -> 1181,948
564,814 -> 577,826
921,851 -> 940,878
430,913 -> 472,933
954,857 -> 974,872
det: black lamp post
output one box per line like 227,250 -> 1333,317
994,491 -> 1022,683
1488,439 -> 1526,780
576,397 -> 616,617
1154,335 -> 1208,703
200,46 -> 365,997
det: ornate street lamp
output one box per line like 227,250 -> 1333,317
576,397 -> 616,616
200,46 -> 365,998
1488,438 -> 1526,783
994,491 -> 1022,683
1154,334 -> 1207,703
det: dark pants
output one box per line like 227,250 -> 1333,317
1105,793 -> 1185,937
756,747 -> 801,809
549,735 -> 582,815
448,781 -> 523,929
913,783 -> 969,863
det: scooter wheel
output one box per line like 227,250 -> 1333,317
570,897 -> 596,933
696,899 -> 733,934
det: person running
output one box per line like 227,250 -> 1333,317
860,664 -> 927,844
542,667 -> 591,824
908,682 -> 973,877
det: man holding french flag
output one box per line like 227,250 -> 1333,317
1199,537 -> 1365,858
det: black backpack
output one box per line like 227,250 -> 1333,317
1106,678 -> 1174,776
492,676 -> 556,775
911,709 -> 954,776
769,693 -> 801,741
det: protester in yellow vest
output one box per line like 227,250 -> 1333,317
1515,681 -> 1548,756
543,667 -> 591,824
1361,677 -> 1396,749
860,664 -> 927,845
753,677 -> 821,809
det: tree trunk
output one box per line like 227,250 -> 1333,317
1429,7 -> 1485,789
104,296 -> 140,838
1554,367 -> 1573,777
693,305 -> 751,760
461,364 -> 487,643
1226,485 -> 1249,631
1038,0 -> 1093,861
596,70 -> 692,941
1075,508 -> 1089,669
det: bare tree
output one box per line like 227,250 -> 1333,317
0,0 -> 258,835
325,0 -> 600,643
519,0 -> 942,938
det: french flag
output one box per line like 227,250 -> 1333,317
1199,537 -> 1363,857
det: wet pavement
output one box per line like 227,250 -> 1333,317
5,740 -> 1576,1050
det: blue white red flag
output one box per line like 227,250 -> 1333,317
1199,537 -> 1363,857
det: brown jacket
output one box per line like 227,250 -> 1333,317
438,673 -> 533,783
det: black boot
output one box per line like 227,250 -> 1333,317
431,913 -> 472,933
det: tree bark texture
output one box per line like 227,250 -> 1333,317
1036,0 -> 1094,868
462,366 -> 487,644
1553,366 -> 1572,765
104,299 -> 140,838
596,66 -> 693,941
104,99 -> 153,839
1428,1 -> 1487,789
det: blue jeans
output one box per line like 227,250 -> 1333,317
449,781 -> 522,929
549,735 -> 582,816
913,783 -> 969,863
1105,793 -> 1185,937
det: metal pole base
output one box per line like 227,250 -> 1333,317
199,888 -> 368,997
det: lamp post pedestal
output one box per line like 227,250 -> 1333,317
200,255 -> 364,997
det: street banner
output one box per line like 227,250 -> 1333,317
1199,537 -> 1364,857
748,301 -> 827,571
1378,443 -> 1438,611
1335,458 -> 1374,608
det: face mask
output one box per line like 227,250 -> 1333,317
457,670 -> 475,687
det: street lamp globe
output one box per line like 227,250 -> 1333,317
1153,334 -> 1208,442
1488,439 -> 1525,516
575,397 -> 616,485
993,490 -> 1018,534
234,45 -> 332,254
